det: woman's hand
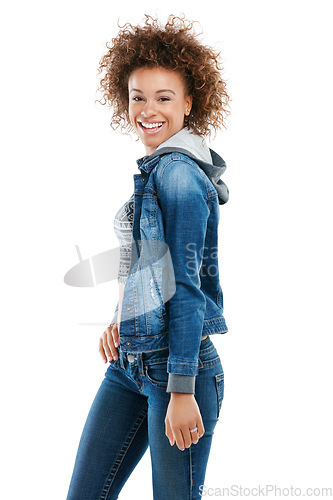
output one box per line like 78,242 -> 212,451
99,323 -> 119,363
165,393 -> 205,451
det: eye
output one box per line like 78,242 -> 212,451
159,97 -> 170,102
132,96 -> 143,101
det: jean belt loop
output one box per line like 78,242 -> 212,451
118,348 -> 125,369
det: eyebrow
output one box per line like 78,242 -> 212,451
129,88 -> 176,95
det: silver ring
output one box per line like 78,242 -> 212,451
189,427 -> 198,433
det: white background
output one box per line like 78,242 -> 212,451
1,1 -> 332,498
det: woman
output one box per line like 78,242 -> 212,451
66,13 -> 230,500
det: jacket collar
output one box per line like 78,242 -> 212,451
136,127 -> 229,204
136,154 -> 161,175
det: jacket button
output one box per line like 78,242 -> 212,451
127,307 -> 131,311
141,178 -> 145,182
126,341 -> 131,346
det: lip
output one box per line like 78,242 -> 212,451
137,121 -> 166,135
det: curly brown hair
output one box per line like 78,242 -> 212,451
96,13 -> 231,139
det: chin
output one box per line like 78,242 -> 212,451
142,137 -> 162,149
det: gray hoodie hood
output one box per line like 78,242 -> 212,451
145,127 -> 229,205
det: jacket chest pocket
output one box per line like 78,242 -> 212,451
140,195 -> 158,227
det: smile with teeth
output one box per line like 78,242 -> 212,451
138,121 -> 164,130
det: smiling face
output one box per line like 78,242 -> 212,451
128,66 -> 193,155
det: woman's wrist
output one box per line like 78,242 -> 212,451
170,392 -> 194,398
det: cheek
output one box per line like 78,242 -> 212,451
128,108 -> 135,125
165,108 -> 182,124
171,105 -> 186,124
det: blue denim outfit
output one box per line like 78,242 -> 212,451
110,127 -> 229,393
66,335 -> 224,500
66,127 -> 229,499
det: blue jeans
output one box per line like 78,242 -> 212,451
66,335 -> 224,499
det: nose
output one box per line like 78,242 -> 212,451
141,99 -> 157,118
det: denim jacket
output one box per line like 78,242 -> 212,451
110,127 -> 229,394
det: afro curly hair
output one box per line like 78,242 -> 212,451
96,13 -> 231,139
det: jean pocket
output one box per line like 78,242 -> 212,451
106,357 -> 120,371
104,358 -> 120,381
198,346 -> 221,370
144,361 -> 168,388
215,372 -> 224,418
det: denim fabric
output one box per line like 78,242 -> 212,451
109,128 -> 229,393
111,152 -> 227,359
66,336 -> 224,500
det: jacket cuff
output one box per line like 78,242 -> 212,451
166,373 -> 196,394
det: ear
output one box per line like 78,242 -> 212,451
184,95 -> 193,116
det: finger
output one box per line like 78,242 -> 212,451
173,428 -> 186,451
111,323 -> 119,348
165,418 -> 175,446
102,334 -> 113,362
107,328 -> 118,360
99,337 -> 108,363
197,419 -> 205,439
190,425 -> 199,445
181,427 -> 192,449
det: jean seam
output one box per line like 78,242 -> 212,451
117,361 -> 143,389
215,373 -> 224,418
189,445 -> 193,500
99,406 -> 148,499
199,347 -> 216,356
144,359 -> 168,367
198,357 -> 221,370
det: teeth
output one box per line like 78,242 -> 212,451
139,121 -> 163,129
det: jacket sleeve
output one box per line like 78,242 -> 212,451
157,158 -> 210,393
